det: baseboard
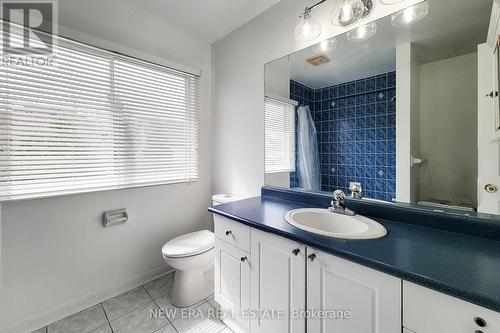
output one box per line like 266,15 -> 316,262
1,265 -> 173,333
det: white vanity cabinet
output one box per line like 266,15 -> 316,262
307,248 -> 401,333
214,215 -> 251,333
403,281 -> 500,333
214,214 -> 402,333
250,228 -> 306,333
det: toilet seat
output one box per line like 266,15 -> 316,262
162,230 -> 214,258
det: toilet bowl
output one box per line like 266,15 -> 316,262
162,230 -> 215,307
162,194 -> 242,307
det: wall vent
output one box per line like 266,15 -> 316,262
306,54 -> 330,66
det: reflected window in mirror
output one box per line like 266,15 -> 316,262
264,97 -> 296,177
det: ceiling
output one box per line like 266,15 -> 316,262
58,0 -> 281,44
279,0 -> 492,89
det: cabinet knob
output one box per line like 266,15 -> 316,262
484,184 -> 498,193
241,256 -> 248,262
486,91 -> 499,98
225,230 -> 232,236
308,253 -> 316,262
474,316 -> 487,327
292,248 -> 300,256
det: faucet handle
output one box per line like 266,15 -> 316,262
351,184 -> 362,193
333,189 -> 345,201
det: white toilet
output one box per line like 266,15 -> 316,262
162,193 -> 241,307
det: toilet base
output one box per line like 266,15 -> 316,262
172,266 -> 213,307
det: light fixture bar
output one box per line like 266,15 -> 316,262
305,0 -> 328,12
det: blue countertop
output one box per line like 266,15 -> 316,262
209,195 -> 500,313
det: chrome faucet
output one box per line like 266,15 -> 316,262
350,183 -> 363,199
329,190 -> 356,216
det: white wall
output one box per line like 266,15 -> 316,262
0,10 -> 212,333
410,45 -> 422,204
212,0 -> 423,197
478,42 -> 500,214
419,53 -> 478,206
396,43 -> 417,203
265,56 -> 291,99
395,42 -> 422,204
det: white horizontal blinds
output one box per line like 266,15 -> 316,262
0,28 -> 200,201
264,97 -> 296,173
112,58 -> 200,185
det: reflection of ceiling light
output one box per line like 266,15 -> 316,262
331,0 -> 373,27
391,2 -> 429,27
294,7 -> 322,41
380,0 -> 404,4
346,22 -> 377,42
312,38 -> 338,54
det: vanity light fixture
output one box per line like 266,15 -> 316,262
331,0 -> 373,27
312,37 -> 338,54
346,22 -> 377,42
294,0 -> 326,41
293,0 -> 404,41
391,1 -> 429,27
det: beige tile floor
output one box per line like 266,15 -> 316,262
32,272 -> 231,333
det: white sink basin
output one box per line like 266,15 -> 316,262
284,208 -> 387,240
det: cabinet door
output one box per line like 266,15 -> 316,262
404,281 -> 500,333
214,238 -> 250,332
251,228 -> 306,333
307,249 -> 401,333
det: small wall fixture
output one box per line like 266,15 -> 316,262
347,22 -> 377,42
103,208 -> 128,227
391,1 -> 429,27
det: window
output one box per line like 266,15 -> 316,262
0,29 -> 200,201
264,96 -> 296,173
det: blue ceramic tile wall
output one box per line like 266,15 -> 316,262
289,72 -> 396,201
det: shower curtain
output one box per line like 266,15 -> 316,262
296,106 -> 321,191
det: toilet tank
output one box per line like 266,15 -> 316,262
212,193 -> 243,206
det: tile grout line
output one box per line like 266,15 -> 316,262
204,299 -> 229,333
100,286 -> 160,324
142,285 -> 179,332
99,303 -> 114,333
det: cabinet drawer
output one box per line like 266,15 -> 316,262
214,214 -> 251,252
404,281 -> 500,333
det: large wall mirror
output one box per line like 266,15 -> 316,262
264,0 -> 499,215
